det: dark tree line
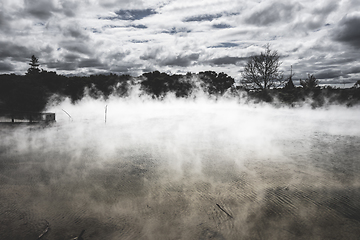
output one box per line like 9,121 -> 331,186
243,74 -> 360,108
0,54 -> 359,114
0,69 -> 236,113
238,45 -> 360,108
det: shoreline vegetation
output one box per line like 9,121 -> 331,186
2,52 -> 360,114
0,70 -> 359,114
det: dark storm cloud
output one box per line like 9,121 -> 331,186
293,53 -> 360,82
306,1 -> 339,30
313,1 -> 339,16
0,61 -> 14,72
212,23 -> 232,29
47,60 -> 76,71
110,62 -> 143,74
347,65 -> 360,75
129,24 -> 148,29
160,53 -> 200,67
207,56 -> 248,66
110,9 -> 157,20
0,41 -> 33,61
140,47 -> 162,61
299,47 -> 360,71
288,1 -> 339,31
63,53 -> 81,62
102,25 -> 122,29
24,0 -> 56,20
110,65 -> 132,73
63,26 -> 90,40
107,51 -> 131,61
319,78 -> 357,85
183,13 -> 223,22
333,14 -> 360,48
245,2 -> 301,26
60,41 -> 93,55
46,54 -> 84,71
209,42 -> 239,48
130,40 -> 149,43
60,0 -> 80,17
47,55 -> 107,71
0,11 -> 9,30
326,57 -> 357,66
78,58 -> 107,69
162,27 -> 191,35
140,48 -> 198,67
22,0 -> 80,20
315,69 -> 343,80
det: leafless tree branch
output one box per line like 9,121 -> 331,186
241,44 -> 284,91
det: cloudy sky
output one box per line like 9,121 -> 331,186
0,0 -> 359,85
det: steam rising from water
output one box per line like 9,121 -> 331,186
1,95 -> 360,239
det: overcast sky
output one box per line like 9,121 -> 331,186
0,0 -> 359,85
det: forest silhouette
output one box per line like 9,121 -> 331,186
0,55 -> 360,114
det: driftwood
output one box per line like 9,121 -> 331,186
72,230 -> 85,240
37,220 -> 50,239
216,204 -> 233,218
78,230 -> 85,240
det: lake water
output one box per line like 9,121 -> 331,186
1,100 -> 360,239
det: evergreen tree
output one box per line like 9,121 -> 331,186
300,74 -> 318,89
284,77 -> 295,90
353,80 -> 360,88
27,55 -> 41,75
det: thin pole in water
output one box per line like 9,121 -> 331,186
105,105 -> 108,124
62,109 -> 72,122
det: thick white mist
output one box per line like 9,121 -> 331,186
1,94 -> 360,239
37,95 -> 360,179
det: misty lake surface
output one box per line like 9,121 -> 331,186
1,101 -> 360,239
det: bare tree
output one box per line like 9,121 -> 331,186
241,44 -> 284,90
